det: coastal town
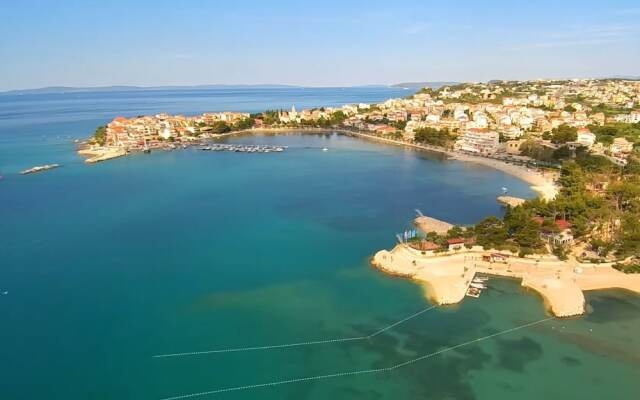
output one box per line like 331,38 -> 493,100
79,78 -> 640,317
81,78 -> 639,168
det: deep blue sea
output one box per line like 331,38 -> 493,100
0,87 -> 639,399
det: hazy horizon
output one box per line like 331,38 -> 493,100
4,76 -> 640,94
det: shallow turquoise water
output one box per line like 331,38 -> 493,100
1,89 -> 639,399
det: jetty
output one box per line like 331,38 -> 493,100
414,215 -> 454,235
372,244 -> 640,317
78,147 -> 127,163
497,195 -> 526,207
20,164 -> 60,175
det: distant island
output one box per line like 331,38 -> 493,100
0,84 -> 304,96
390,81 -> 460,89
4,82 -> 459,96
78,78 -> 640,316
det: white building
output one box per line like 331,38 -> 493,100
614,111 -> 640,123
159,122 -> 173,139
454,129 -> 500,154
610,137 -> 634,155
576,129 -> 596,148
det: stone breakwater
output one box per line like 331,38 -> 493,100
78,147 -> 127,163
371,244 -> 640,317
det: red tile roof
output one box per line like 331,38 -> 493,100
556,219 -> 572,231
532,216 -> 571,231
414,240 -> 440,251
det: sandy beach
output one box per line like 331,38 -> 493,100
338,130 -> 560,201
447,153 -> 559,201
78,127 -> 560,200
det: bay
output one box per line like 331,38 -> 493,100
0,87 -> 638,399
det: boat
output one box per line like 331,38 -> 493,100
469,282 -> 487,289
20,164 -> 60,175
466,287 -> 481,298
322,148 -> 328,151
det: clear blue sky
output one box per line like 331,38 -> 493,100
1,0 -> 639,90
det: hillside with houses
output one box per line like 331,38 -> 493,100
83,79 -> 640,271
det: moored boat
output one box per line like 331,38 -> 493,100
469,282 -> 487,289
20,164 -> 60,175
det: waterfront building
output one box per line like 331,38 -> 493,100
454,129 -> 500,154
505,139 -> 524,155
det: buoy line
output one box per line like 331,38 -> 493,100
159,316 -> 553,400
153,305 -> 437,358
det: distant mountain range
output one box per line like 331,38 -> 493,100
390,81 -> 460,89
605,75 -> 640,81
4,78 -> 637,95
1,82 -> 451,95
0,84 -> 305,96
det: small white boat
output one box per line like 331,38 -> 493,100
322,148 -> 328,151
466,287 -> 481,298
470,282 -> 487,289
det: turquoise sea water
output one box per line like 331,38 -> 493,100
0,88 -> 639,399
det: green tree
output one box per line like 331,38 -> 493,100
413,127 -> 452,147
262,110 -> 280,125
233,118 -> 255,130
550,124 -> 578,144
552,145 -> 573,160
558,161 -> 586,197
210,121 -> 231,134
446,226 -> 465,239
472,216 -> 509,249
329,111 -> 347,125
617,215 -> 640,257
519,140 -> 555,162
93,126 -> 107,146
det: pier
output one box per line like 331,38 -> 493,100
413,215 -> 454,235
496,195 -> 526,207
20,164 -> 60,174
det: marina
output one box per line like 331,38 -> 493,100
199,144 -> 286,153
466,275 -> 489,298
